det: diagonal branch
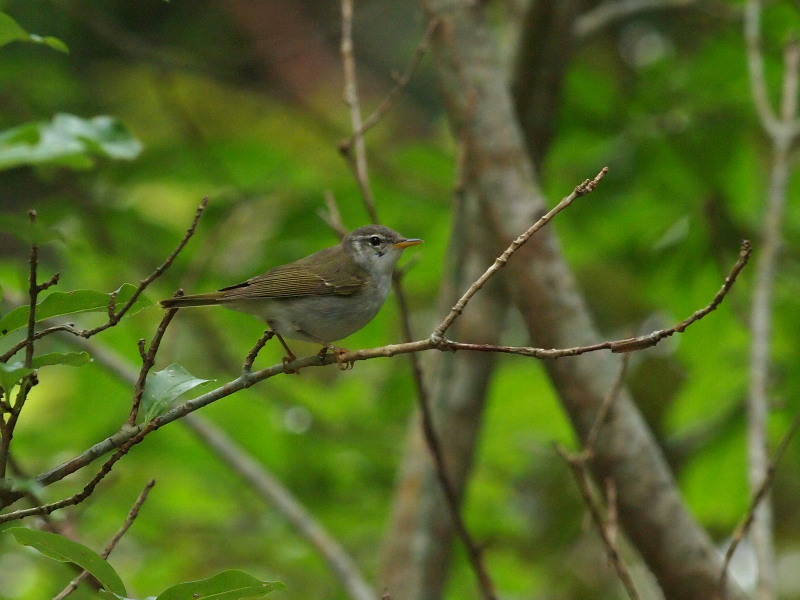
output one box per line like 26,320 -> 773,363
432,167 -> 606,340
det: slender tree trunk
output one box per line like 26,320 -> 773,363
419,1 -> 747,599
379,188 -> 509,600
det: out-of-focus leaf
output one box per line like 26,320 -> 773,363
6,528 -> 126,596
0,12 -> 68,52
31,351 -> 91,368
0,114 -> 141,171
157,569 -> 285,600
0,284 -> 151,338
141,364 -> 211,422
0,362 -> 32,394
27,33 -> 69,53
0,214 -> 66,245
0,352 -> 89,392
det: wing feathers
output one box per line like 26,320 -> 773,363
217,246 -> 366,300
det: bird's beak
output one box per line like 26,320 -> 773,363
395,238 -> 424,249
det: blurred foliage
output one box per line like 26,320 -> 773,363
0,1 -> 798,600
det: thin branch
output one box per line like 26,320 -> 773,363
0,211 -> 50,479
557,446 -> 642,600
555,356 -> 641,600
743,6 -> 800,598
337,7 -> 477,597
433,167 -> 608,340
79,197 -> 208,340
720,411 -> 800,594
127,307 -> 179,425
0,293 -> 730,516
575,0 -> 714,39
24,210 -> 40,371
242,330 -> 274,373
339,17 -> 439,151
339,0 -> 378,222
414,338 -> 498,600
584,354 -> 630,456
317,190 -> 348,239
183,416 -> 377,600
52,479 -> 156,600
744,0 -> 779,133
0,417 -> 159,523
0,192 -> 750,512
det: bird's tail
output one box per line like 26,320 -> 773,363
160,292 -> 224,309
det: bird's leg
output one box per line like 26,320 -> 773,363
273,332 -> 300,374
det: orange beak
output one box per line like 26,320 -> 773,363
395,238 -> 424,249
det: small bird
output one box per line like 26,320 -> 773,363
161,225 -> 423,364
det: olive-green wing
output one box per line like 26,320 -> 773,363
218,246 -> 366,299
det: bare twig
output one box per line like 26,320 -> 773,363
743,5 -> 800,598
338,6 -> 497,597
0,211 -> 54,479
339,17 -> 439,150
557,446 -> 642,600
745,0 -> 778,134
242,330 -> 274,372
83,198 -> 208,340
183,416 -> 377,600
432,167 -> 609,341
339,0 -> 377,221
52,479 -> 156,600
337,6 -> 485,596
0,417 -> 159,523
555,355 -> 641,600
575,0 -> 715,39
584,354 -> 630,456
318,190 -> 348,239
0,198 -> 208,367
720,411 -> 800,594
127,307 -> 179,425
24,210 -> 40,371
53,334 -> 376,600
0,186 -> 750,512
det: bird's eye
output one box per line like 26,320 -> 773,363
369,235 -> 381,247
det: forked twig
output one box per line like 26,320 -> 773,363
127,307 -> 179,425
0,197 -> 209,365
432,167 -> 609,341
339,17 -> 439,151
52,479 -> 156,600
82,197 -> 208,338
556,355 -> 641,600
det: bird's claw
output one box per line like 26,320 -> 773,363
282,354 -> 300,375
318,345 -> 354,370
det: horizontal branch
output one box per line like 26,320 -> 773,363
0,238 -> 750,509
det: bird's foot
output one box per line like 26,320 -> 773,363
274,333 -> 300,375
318,345 -> 354,370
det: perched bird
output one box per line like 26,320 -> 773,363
161,225 -> 422,364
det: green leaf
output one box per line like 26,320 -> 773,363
157,570 -> 285,600
31,351 -> 91,368
0,114 -> 141,171
27,33 -> 69,53
0,284 -> 152,338
0,214 -> 65,245
142,364 -> 211,422
6,528 -> 126,596
0,362 -> 32,395
0,12 -> 28,48
0,12 -> 68,52
0,353 -> 89,393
